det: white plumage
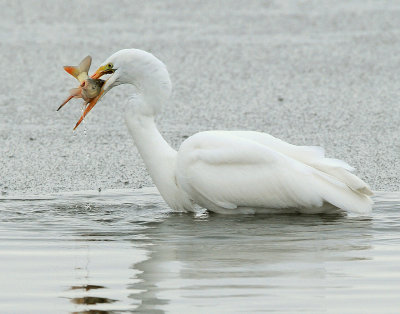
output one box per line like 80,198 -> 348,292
93,49 -> 373,214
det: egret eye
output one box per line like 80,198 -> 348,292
107,63 -> 113,69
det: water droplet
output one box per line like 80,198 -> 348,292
80,105 -> 87,136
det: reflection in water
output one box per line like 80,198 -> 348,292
71,296 -> 117,305
70,285 -> 106,291
69,285 -> 116,311
131,213 -> 376,313
72,311 -> 111,314
0,189 -> 399,313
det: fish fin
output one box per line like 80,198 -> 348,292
69,88 -> 82,97
57,87 -> 82,111
63,66 -> 80,79
79,55 -> 92,73
57,95 -> 74,111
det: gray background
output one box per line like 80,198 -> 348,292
1,0 -> 399,195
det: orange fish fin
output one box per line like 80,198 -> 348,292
64,66 -> 80,79
57,95 -> 74,111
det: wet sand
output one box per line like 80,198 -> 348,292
1,0 -> 400,195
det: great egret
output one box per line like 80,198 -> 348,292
68,49 -> 373,214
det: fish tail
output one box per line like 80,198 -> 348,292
63,56 -> 92,80
78,55 -> 92,73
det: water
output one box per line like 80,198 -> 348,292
0,188 -> 399,313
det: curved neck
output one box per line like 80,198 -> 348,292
124,96 -> 180,209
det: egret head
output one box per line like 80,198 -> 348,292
72,49 -> 171,129
94,49 -> 171,95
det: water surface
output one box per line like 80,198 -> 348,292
0,188 -> 399,313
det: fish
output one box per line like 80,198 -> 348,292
57,55 -> 105,111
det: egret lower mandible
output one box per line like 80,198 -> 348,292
69,49 -> 373,214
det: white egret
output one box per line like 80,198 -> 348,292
73,49 -> 372,214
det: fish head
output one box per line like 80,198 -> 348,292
81,79 -> 105,100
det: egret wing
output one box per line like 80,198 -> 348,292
176,132 -> 372,214
213,131 -> 372,195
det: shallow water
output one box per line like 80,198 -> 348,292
0,188 -> 399,313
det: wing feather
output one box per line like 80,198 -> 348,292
220,131 -> 371,195
176,131 -> 372,214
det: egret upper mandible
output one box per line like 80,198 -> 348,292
74,49 -> 373,214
